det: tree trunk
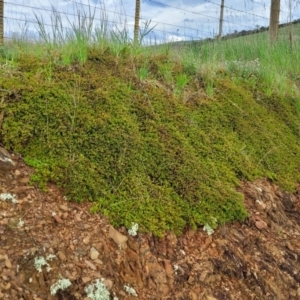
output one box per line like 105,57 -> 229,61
134,0 -> 140,44
269,0 -> 280,42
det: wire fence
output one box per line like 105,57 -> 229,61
2,0 -> 300,45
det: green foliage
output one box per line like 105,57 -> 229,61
174,73 -> 189,95
157,62 -> 174,84
1,46 -> 300,237
137,66 -> 149,81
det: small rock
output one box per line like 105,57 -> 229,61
84,260 -> 97,270
188,275 -> 195,284
189,291 -> 198,300
93,259 -> 103,265
82,277 -> 91,284
255,199 -> 266,210
59,205 -> 69,212
5,259 -> 12,269
83,237 -> 90,245
0,147 -> 16,171
74,214 -> 81,222
57,251 -> 66,261
90,247 -> 99,260
200,271 -> 209,282
3,282 -> 11,290
108,226 -> 128,247
255,218 -> 267,230
52,212 -> 63,224
14,170 -> 21,176
206,296 -> 218,300
103,279 -> 113,290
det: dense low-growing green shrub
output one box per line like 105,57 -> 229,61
1,48 -> 299,236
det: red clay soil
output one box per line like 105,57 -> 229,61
0,149 -> 300,300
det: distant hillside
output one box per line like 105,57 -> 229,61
166,18 -> 300,47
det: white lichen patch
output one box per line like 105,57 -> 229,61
46,254 -> 57,261
34,254 -> 56,273
84,278 -> 110,300
0,193 -> 18,203
34,256 -> 49,273
124,284 -> 137,297
50,278 -> 72,295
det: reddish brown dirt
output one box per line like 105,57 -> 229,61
1,151 -> 300,300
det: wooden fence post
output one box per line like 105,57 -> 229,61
0,0 -> 4,44
269,0 -> 280,42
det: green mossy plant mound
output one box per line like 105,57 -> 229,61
1,48 -> 299,236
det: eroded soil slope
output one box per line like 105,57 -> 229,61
1,149 -> 300,300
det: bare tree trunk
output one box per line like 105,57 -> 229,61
0,0 -> 3,45
134,0 -> 140,45
218,0 -> 225,39
269,0 -> 280,42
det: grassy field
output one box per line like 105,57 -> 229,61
0,9 -> 300,236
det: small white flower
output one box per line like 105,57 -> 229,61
50,278 -> 72,295
128,223 -> 139,236
124,284 -> 137,297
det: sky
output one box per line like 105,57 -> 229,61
4,0 -> 300,43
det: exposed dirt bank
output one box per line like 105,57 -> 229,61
1,149 -> 300,300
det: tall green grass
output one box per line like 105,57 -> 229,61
172,27 -> 300,98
